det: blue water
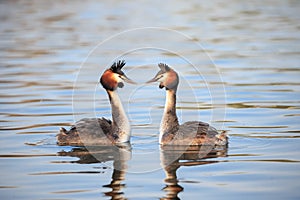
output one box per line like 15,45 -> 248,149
0,1 -> 300,199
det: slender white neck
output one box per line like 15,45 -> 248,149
159,89 -> 179,143
107,90 -> 130,143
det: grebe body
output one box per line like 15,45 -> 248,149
147,63 -> 228,146
57,60 -> 134,146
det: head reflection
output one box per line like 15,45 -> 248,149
57,143 -> 131,199
160,145 -> 227,200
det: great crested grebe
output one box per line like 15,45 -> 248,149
147,63 -> 228,146
57,60 -> 135,146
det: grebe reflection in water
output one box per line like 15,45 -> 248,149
160,145 -> 227,199
58,143 -> 131,199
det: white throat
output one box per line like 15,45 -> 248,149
159,89 -> 179,143
108,90 -> 131,143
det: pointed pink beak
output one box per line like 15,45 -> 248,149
146,77 -> 159,84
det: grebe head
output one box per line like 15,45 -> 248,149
100,60 -> 135,91
147,63 -> 179,91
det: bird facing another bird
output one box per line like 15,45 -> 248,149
57,61 -> 228,147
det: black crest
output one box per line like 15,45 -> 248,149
158,63 -> 171,72
110,60 -> 126,75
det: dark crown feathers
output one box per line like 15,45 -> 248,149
110,60 -> 126,74
158,63 -> 171,72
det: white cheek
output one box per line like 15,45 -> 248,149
114,74 -> 123,83
158,75 -> 166,82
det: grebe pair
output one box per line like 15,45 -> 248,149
57,61 -> 228,146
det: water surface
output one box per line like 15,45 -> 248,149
0,1 -> 300,199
